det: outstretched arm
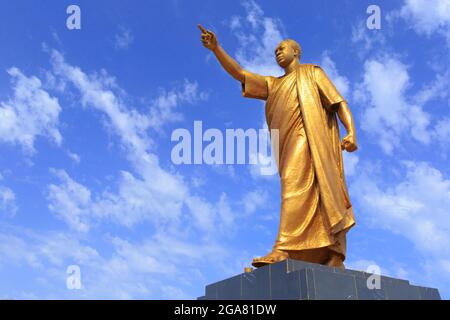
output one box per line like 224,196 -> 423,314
198,24 -> 245,83
337,101 -> 358,152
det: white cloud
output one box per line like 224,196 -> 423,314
350,160 -> 450,292
114,26 -> 134,50
355,57 -> 431,154
241,190 -> 267,215
45,50 -> 251,244
320,52 -> 350,98
160,285 -> 191,300
395,0 -> 450,44
85,233 -> 232,299
184,196 -> 216,232
353,161 -> 450,260
231,0 -> 284,76
37,233 -> 99,267
0,67 -> 62,153
0,186 -> 17,217
47,167 -> 238,240
0,224 -> 234,299
343,152 -> 359,177
0,48 -> 276,299
97,234 -> 230,298
46,166 -> 188,232
210,164 -> 238,181
46,50 -> 204,231
66,150 -> 81,163
91,170 -> 187,228
0,226 -> 99,269
346,259 -> 381,273
50,49 -> 205,168
0,233 -> 40,267
433,117 -> 450,147
217,192 -> 235,228
148,80 -> 208,132
190,174 -> 206,188
346,258 -> 411,281
229,16 -> 241,30
51,50 -> 153,158
414,71 -> 450,106
47,169 -> 91,233
351,19 -> 386,58
108,237 -> 177,275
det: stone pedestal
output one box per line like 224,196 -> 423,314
198,259 -> 441,300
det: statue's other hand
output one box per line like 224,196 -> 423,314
341,133 -> 358,152
198,24 -> 218,51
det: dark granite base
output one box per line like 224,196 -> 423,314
198,259 -> 441,300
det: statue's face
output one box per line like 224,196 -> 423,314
275,41 -> 298,68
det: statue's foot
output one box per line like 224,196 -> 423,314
251,250 -> 288,268
325,252 -> 345,269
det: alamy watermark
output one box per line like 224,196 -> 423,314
366,264 -> 381,290
367,4 -> 381,30
66,265 -> 82,290
171,121 -> 279,176
66,5 -> 81,30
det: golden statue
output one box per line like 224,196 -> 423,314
198,25 -> 357,269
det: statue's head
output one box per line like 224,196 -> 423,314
275,39 -> 302,68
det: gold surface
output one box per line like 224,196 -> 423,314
244,267 -> 254,273
199,25 -> 357,269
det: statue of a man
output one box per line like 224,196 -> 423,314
198,25 -> 357,268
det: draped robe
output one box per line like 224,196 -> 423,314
242,64 -> 355,262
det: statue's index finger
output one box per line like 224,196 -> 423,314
197,24 -> 208,34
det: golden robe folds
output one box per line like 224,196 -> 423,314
242,64 -> 355,262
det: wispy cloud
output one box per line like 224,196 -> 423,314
433,118 -> 450,150
343,152 -> 359,177
46,50 -> 207,232
47,169 -> 92,232
0,68 -> 62,154
351,19 -> 386,58
229,0 -> 284,76
390,0 -> 450,45
114,26 -> 134,50
320,52 -> 350,99
148,80 -> 208,132
354,56 -> 431,154
0,223 -> 232,299
66,150 -> 81,164
351,160 -> 450,290
0,186 -> 17,216
240,190 -> 268,215
43,50 -> 265,261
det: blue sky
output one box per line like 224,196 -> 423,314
0,0 -> 449,299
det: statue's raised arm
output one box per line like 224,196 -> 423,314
198,24 -> 245,83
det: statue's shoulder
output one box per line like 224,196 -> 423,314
299,63 -> 320,70
300,63 -> 319,67
298,64 -> 321,78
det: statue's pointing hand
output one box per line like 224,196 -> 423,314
198,24 -> 218,51
341,133 -> 358,152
